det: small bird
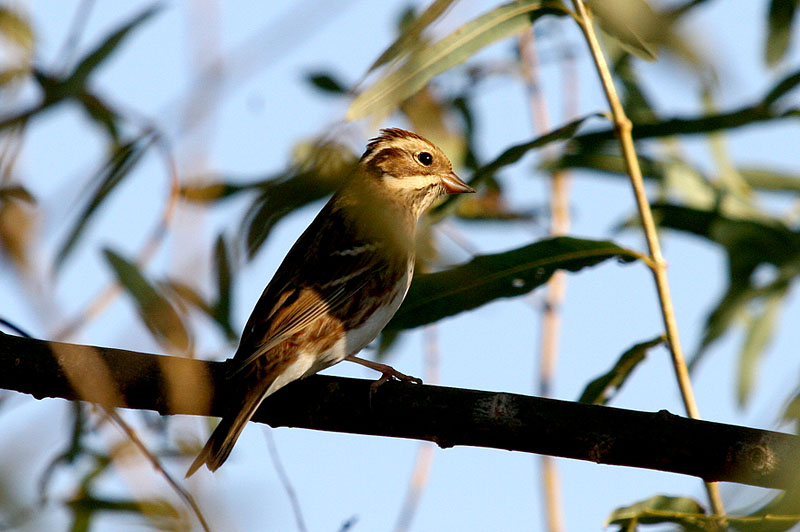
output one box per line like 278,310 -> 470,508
187,128 -> 473,476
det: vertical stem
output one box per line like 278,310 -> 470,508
518,25 -> 570,532
569,0 -> 726,517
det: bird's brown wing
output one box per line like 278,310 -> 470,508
230,196 -> 408,374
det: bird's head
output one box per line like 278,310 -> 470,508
358,128 -> 474,220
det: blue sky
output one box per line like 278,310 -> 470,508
2,1 -> 799,531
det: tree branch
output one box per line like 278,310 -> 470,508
1,332 -> 797,490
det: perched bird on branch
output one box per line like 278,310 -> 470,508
187,128 -> 473,476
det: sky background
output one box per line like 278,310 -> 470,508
2,1 -> 799,531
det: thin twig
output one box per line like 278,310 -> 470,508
393,326 -> 440,532
518,22 -> 572,532
104,408 -> 212,532
263,428 -> 308,532
568,0 -> 726,517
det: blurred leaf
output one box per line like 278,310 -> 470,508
368,0 -> 456,72
213,234 -> 236,339
347,0 -> 569,120
578,336 -> 664,405
0,6 -> 34,51
574,68 -> 800,148
180,179 -> 260,203
614,55 -> 658,123
244,141 -> 358,258
737,289 -> 785,407
731,487 -> 800,532
77,90 -> 121,141
39,403 -> 88,499
606,495 -> 710,532
587,0 -> 659,61
0,193 -> 35,269
763,68 -> 800,106
651,203 -> 800,369
455,180 -> 534,221
388,236 -> 640,331
739,166 -> 800,192
69,5 -> 160,88
765,0 -> 799,67
56,137 -> 151,269
0,184 -> 34,203
433,113 -> 606,220
103,249 -> 190,352
306,71 -> 348,94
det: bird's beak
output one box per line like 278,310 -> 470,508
441,172 -> 475,194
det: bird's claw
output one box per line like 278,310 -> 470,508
369,367 -> 422,393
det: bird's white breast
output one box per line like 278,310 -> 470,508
344,260 -> 413,356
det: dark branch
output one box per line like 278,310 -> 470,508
1,332 -> 798,490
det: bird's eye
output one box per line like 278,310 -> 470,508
417,152 -> 433,166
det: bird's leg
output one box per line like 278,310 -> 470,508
345,355 -> 423,390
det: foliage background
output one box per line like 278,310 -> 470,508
0,0 -> 798,531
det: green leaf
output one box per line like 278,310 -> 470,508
367,0 -> 457,72
347,0 -> 569,120
56,137 -> 152,269
69,5 -> 160,87
103,249 -> 190,352
578,336 -> 664,405
387,236 -> 640,331
738,166 -> 800,192
737,289 -> 786,407
574,69 -> 800,148
587,0 -> 659,61
762,68 -> 800,106
180,179 -> 260,202
306,72 -> 348,94
765,0 -> 799,67
730,487 -> 800,532
213,234 -> 236,339
650,203 -> 800,370
606,495 -> 710,532
433,113 -> 605,220
0,6 -> 34,51
244,142 -> 358,258
0,185 -> 35,203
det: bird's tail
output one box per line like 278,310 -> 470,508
185,383 -> 270,477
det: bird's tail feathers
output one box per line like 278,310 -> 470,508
185,385 -> 270,478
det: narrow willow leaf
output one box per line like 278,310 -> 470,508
578,336 -> 664,405
739,166 -> 800,192
70,5 -> 161,87
56,137 -> 151,269
765,0 -> 799,67
761,68 -> 800,106
244,143 -> 358,258
0,185 -> 35,203
368,0 -> 457,72
433,113 -> 605,220
606,495 -> 709,532
306,72 -> 348,94
103,249 -> 190,352
737,290 -> 785,407
180,179 -> 260,202
213,234 -> 236,339
0,6 -> 34,51
387,237 -> 640,331
651,203 -> 800,369
587,0 -> 659,61
347,0 -> 568,120
730,488 -> 800,532
574,69 -> 800,148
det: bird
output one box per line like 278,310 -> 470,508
186,128 -> 474,476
